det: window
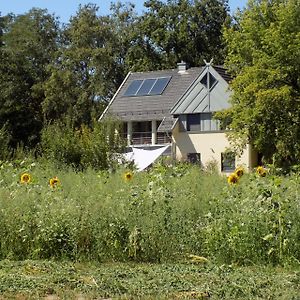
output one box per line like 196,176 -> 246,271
187,114 -> 201,131
221,152 -> 235,172
187,153 -> 201,164
186,113 -> 220,132
200,113 -> 213,131
200,72 -> 217,90
123,77 -> 171,96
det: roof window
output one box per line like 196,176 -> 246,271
200,72 -> 217,90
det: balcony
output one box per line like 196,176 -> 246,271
126,132 -> 171,145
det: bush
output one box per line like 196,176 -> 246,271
40,118 -> 125,170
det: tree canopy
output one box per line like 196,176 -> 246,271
0,9 -> 59,147
130,0 -> 230,70
218,0 -> 300,167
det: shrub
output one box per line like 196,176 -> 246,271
40,118 -> 125,170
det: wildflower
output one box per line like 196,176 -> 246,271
235,166 -> 244,178
20,173 -> 31,184
227,173 -> 239,185
256,166 -> 267,177
49,176 -> 60,188
124,171 -> 133,181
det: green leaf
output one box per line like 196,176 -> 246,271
262,233 -> 273,241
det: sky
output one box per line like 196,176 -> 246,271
0,0 -> 248,23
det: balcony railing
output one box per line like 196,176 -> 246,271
157,132 -> 172,144
132,132 -> 151,145
124,132 -> 171,145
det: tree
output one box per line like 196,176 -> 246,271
218,0 -> 300,167
42,4 -> 129,126
0,14 -> 5,47
0,9 -> 60,147
108,2 -> 160,73
134,0 -> 230,69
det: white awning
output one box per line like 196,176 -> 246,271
123,145 -> 169,171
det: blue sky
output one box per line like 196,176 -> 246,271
1,0 -> 247,23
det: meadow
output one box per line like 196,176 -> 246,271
0,158 -> 299,298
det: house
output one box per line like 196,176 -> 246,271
99,61 -> 258,172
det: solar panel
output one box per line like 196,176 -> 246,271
123,76 -> 171,97
136,79 -> 156,95
149,77 -> 171,95
123,80 -> 143,96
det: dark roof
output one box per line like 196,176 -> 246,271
213,65 -> 232,83
104,67 -> 203,121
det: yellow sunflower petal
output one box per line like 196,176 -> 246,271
256,166 -> 267,177
49,176 -> 60,188
124,171 -> 133,181
227,173 -> 239,185
20,173 -> 31,184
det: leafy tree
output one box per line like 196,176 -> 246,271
133,0 -> 230,69
0,50 -> 41,147
42,4 -> 125,126
0,14 -> 4,46
0,9 -> 60,147
218,0 -> 300,167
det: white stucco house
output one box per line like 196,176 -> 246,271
99,61 -> 258,172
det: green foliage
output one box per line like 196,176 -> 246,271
0,124 -> 11,160
218,0 -> 300,167
42,4 -> 118,126
128,0 -> 230,70
40,118 -> 125,170
0,160 -> 299,266
0,9 -> 60,148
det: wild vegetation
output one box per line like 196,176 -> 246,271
0,158 -> 299,266
0,158 -> 299,298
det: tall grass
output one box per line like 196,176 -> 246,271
0,158 -> 299,266
0,124 -> 11,161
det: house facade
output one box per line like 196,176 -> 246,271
100,62 -> 258,172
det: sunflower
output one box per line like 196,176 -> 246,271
227,173 -> 239,185
49,176 -> 60,188
235,166 -> 244,178
256,166 -> 267,177
124,171 -> 133,181
20,173 -> 31,184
